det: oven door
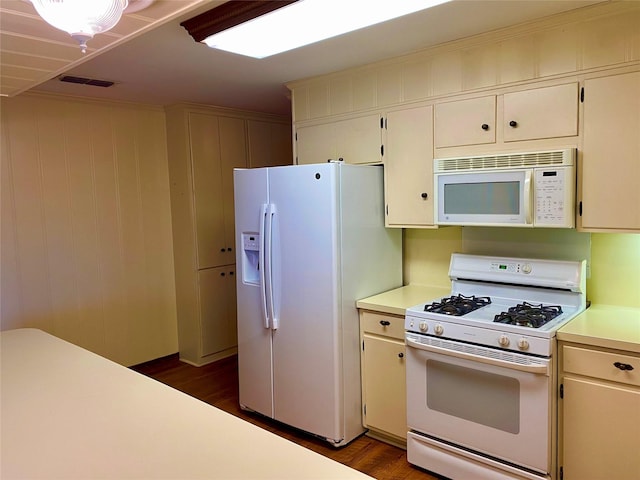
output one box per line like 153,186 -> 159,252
406,334 -> 552,475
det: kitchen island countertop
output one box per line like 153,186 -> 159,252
357,284 -> 450,316
557,304 -> 640,353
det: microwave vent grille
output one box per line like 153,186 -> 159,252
435,150 -> 571,172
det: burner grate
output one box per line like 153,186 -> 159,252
494,302 -> 563,328
424,294 -> 492,316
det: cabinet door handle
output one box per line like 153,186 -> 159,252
379,320 -> 391,326
509,120 -> 518,127
398,352 -> 404,359
227,247 -> 233,252
421,192 -> 428,199
481,123 -> 489,131
220,272 -> 225,276
614,362 -> 634,371
220,248 -> 226,252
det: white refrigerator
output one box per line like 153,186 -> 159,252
234,163 -> 402,446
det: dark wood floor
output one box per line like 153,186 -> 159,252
132,353 -> 443,480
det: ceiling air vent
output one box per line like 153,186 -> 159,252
59,75 -> 115,88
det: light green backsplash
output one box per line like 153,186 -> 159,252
589,233 -> 640,307
404,227 -> 639,308
403,227 -> 462,287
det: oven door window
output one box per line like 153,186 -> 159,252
427,360 -> 520,434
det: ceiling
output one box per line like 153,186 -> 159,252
1,0 -> 604,116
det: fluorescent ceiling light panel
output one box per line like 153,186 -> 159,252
203,0 -> 450,58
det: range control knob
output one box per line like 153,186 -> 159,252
522,264 -> 532,274
498,334 -> 510,347
419,321 -> 428,333
434,324 -> 444,336
517,338 -> 530,351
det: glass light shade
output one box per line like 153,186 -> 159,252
30,0 -> 128,53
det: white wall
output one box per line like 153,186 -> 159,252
1,93 -> 178,366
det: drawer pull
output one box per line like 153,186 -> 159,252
379,320 -> 391,326
398,352 -> 404,359
614,362 -> 634,371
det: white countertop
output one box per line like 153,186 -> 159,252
0,328 -> 374,480
558,304 -> 640,353
356,284 -> 450,316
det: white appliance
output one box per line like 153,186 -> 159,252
434,148 -> 576,228
234,163 -> 402,446
405,253 -> 586,480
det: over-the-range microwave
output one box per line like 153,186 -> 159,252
434,148 -> 576,228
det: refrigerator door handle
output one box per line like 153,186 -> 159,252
265,203 -> 278,330
259,203 -> 270,329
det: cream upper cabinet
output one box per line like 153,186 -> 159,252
295,113 -> 382,165
384,105 -> 435,228
503,83 -> 578,142
295,122 -> 333,164
360,311 -> 407,447
580,71 -> 640,232
189,113 -> 228,269
434,83 -> 579,151
190,113 -> 246,269
434,96 -> 496,148
247,120 -> 293,168
559,343 -> 640,480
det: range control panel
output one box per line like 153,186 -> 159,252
490,262 -> 532,275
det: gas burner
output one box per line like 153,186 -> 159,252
424,294 -> 492,316
494,302 -> 563,328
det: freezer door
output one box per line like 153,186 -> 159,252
233,168 -> 274,418
267,164 -> 343,442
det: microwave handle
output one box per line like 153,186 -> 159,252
524,170 -> 533,225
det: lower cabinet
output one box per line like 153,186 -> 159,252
359,310 -> 407,447
199,266 -> 237,358
559,343 -> 640,480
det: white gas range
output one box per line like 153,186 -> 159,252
405,253 -> 586,480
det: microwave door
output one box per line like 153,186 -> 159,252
436,170 -> 531,227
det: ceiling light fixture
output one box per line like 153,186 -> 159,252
29,0 -> 129,53
185,0 -> 450,59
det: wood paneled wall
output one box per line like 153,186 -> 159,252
1,94 -> 178,366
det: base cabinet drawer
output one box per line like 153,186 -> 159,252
563,345 -> 640,387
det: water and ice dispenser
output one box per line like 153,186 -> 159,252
241,233 -> 260,286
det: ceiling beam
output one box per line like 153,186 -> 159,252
181,1 -> 298,43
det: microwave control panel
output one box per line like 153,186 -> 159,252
534,168 -> 573,227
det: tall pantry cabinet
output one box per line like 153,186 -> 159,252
165,104 -> 292,366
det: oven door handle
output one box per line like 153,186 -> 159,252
406,337 -> 550,375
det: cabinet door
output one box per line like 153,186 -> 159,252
334,114 -> 382,165
434,95 -> 496,148
189,113 -> 226,269
219,117 -> 247,260
362,333 -> 407,440
562,376 -> 640,480
385,106 -> 435,227
199,266 -> 237,357
295,115 -> 381,165
581,72 -> 640,231
295,123 -> 335,164
248,120 -> 292,168
503,83 -> 578,142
